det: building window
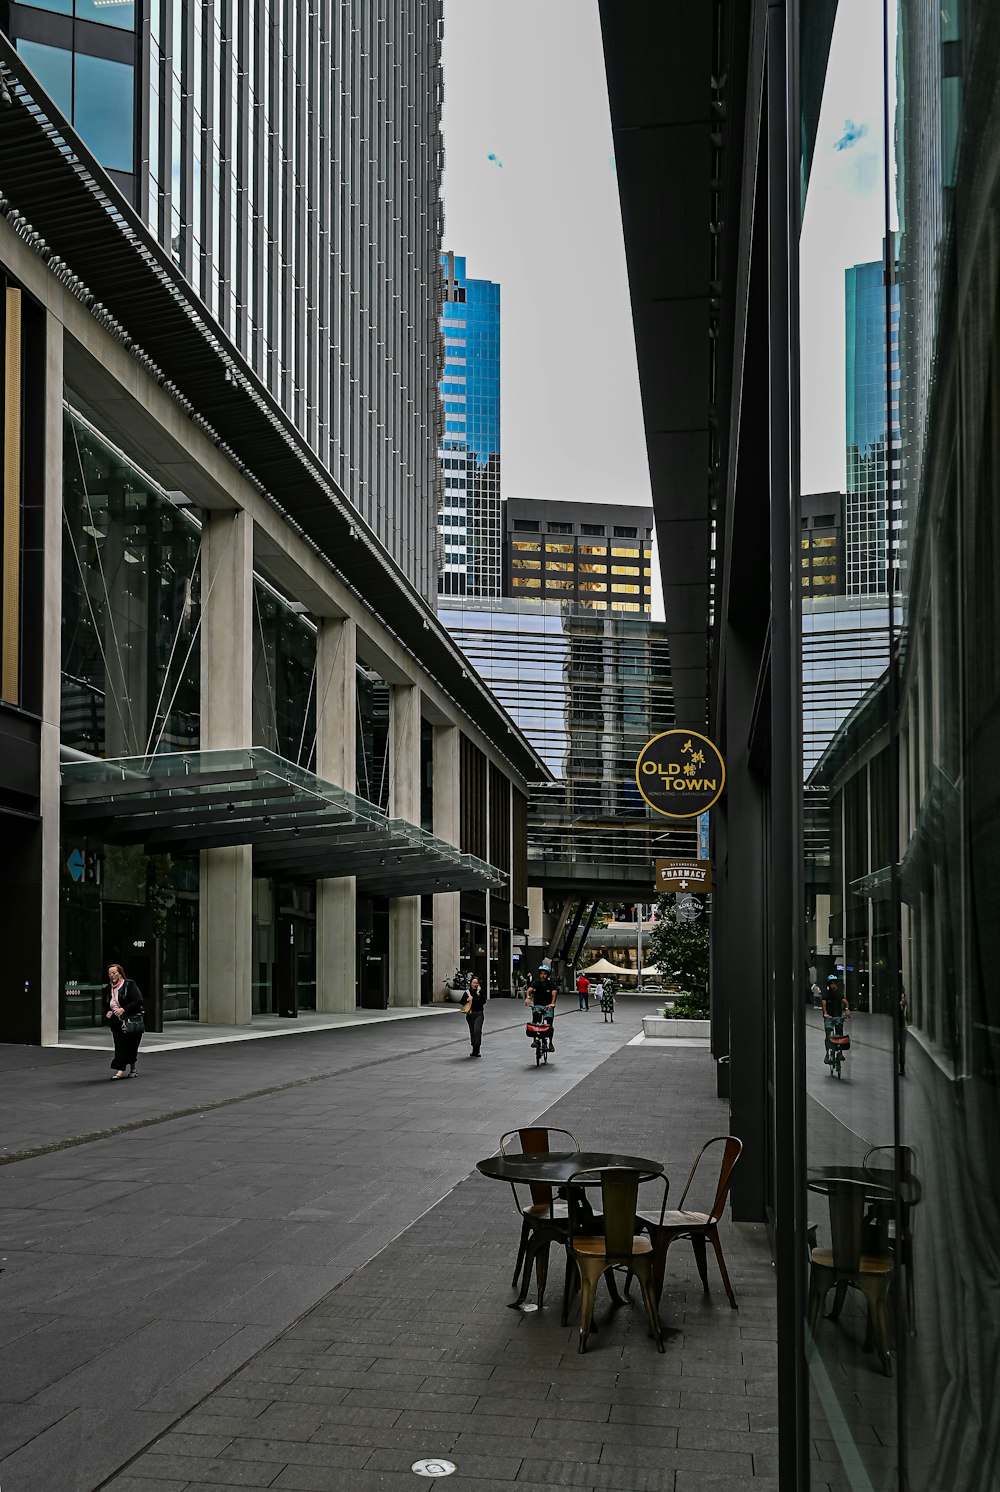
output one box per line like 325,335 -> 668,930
613,525 -> 638,538
511,558 -> 540,570
547,521 -> 573,533
578,581 -> 607,592
611,583 -> 640,594
545,561 -> 574,572
512,540 -> 540,551
545,542 -> 573,554
611,565 -> 640,576
612,601 -> 640,612
579,545 -> 608,556
544,579 -> 574,590
513,519 -> 539,532
581,523 -> 605,536
611,546 -> 639,558
511,577 -> 541,588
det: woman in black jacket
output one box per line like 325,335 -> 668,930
103,963 -> 144,1079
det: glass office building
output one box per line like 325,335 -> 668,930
438,251 -> 501,598
4,0 -> 445,602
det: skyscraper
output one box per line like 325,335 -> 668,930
3,0 -> 445,601
845,252 -> 900,595
505,497 -> 653,612
438,251 -> 501,598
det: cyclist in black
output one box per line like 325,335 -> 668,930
822,978 -> 849,1064
525,966 -> 559,1052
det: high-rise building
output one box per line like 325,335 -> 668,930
3,0 -> 445,601
799,491 -> 845,597
505,498 -> 653,612
438,251 -> 501,598
845,252 -> 900,595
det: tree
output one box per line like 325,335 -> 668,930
646,895 -> 710,992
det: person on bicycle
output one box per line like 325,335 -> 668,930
822,978 -> 849,1063
525,966 -> 558,1052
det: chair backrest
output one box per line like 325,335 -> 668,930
499,1126 -> 579,1208
676,1135 -> 743,1222
569,1166 -> 641,1257
824,1178 -> 891,1274
863,1143 -> 915,1179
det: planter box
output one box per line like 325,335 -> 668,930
642,1016 -> 711,1039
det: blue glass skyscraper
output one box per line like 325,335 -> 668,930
845,252 -> 900,594
439,252 -> 501,597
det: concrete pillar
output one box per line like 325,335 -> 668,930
388,682 -> 421,1007
315,616 -> 357,1013
432,723 -> 461,1002
199,509 -> 253,1025
40,312 -> 63,1045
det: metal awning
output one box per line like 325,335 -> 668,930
61,749 -> 504,896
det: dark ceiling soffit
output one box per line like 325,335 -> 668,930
0,38 -> 547,786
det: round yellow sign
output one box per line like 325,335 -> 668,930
635,729 -> 726,819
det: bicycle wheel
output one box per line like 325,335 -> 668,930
535,1042 -> 542,1067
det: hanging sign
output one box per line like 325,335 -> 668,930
636,729 -> 726,819
655,859 -> 713,893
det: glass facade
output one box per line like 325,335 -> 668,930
438,251 -> 501,598
9,0 -> 445,602
440,598 -> 683,881
799,3 -> 1000,1486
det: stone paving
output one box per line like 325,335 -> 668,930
101,1040 -> 781,1492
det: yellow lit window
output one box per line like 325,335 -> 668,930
545,542 -> 574,553
512,557 -> 540,569
801,576 -> 810,587
801,559 -> 811,569
811,555 -> 837,568
513,540 -> 540,552
611,546 -> 639,558
545,579 -> 574,589
577,598 -> 608,609
643,567 -> 651,576
612,601 -> 640,612
578,580 -> 607,591
578,563 -> 607,574
579,545 -> 608,555
611,565 -> 639,576
812,575 -> 837,586
812,536 -> 837,548
611,583 -> 640,594
801,539 -> 810,549
511,576 -> 541,588
546,561 -> 574,572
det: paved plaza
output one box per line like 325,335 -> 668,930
1,999 -> 789,1492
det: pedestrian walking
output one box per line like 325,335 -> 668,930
576,972 -> 591,1010
103,963 -> 144,1079
461,975 -> 487,1058
600,980 -> 616,1022
591,977 -> 604,1014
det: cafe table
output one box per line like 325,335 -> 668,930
476,1149 -> 665,1308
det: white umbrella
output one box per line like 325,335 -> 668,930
580,957 -> 637,977
639,964 -> 663,977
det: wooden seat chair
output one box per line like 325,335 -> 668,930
808,1177 -> 894,1376
499,1126 -> 579,1305
633,1134 -> 743,1309
561,1166 -> 667,1353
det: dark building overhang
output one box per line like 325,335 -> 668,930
0,36 -> 547,788
61,749 -> 504,896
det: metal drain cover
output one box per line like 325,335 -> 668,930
412,1459 -> 456,1477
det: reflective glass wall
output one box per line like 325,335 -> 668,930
799,3 -> 1000,1486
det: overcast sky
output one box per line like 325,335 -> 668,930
441,0 -> 655,522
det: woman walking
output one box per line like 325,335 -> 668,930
461,975 -> 487,1058
103,963 -> 144,1079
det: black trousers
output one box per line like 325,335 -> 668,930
466,1010 -> 484,1053
110,1021 -> 142,1070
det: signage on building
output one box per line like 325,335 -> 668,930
655,858 -> 713,893
635,730 -> 726,818
66,848 -> 102,884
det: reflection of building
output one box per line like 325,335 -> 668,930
438,253 -> 501,598
505,497 -> 653,612
0,29 -> 544,1046
845,253 -> 900,595
4,0 -> 444,601
440,597 -> 685,900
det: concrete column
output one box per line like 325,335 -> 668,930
315,616 -> 357,1013
432,723 -> 460,1002
388,682 -> 421,1007
40,312 -> 63,1045
199,508 -> 253,1025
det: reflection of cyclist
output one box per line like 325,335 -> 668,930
525,967 -> 558,1052
822,978 -> 849,1063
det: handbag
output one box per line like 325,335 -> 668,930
122,1012 -> 145,1036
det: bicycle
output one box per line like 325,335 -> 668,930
526,1004 -> 553,1066
825,1017 -> 851,1079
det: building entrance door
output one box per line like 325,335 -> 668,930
274,913 -> 298,1017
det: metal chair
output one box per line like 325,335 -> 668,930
499,1126 -> 579,1305
633,1135 -> 743,1308
862,1144 -> 919,1330
808,1177 -> 894,1376
561,1166 -> 667,1353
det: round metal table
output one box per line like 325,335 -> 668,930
477,1150 -> 665,1308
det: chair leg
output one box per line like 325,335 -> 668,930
691,1233 -> 710,1292
535,1240 -> 551,1309
576,1261 -> 602,1353
561,1251 -> 576,1327
512,1216 -> 531,1288
631,1256 -> 664,1352
807,1266 -> 831,1341
708,1227 -> 738,1309
829,1280 -> 849,1322
859,1277 -> 893,1376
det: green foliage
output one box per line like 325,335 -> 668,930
665,989 -> 710,1020
646,895 -> 710,993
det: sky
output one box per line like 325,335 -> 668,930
440,0 -> 662,611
